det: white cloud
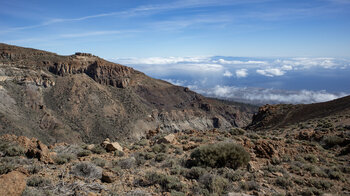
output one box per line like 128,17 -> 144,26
115,56 -> 210,65
223,70 -> 233,77
215,59 -> 267,65
280,57 -> 338,69
163,79 -> 186,86
281,65 -> 293,70
60,30 -> 122,38
256,68 -> 285,77
235,69 -> 248,78
199,85 -> 348,104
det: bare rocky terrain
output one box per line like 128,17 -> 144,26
0,43 -> 256,144
0,43 -> 349,196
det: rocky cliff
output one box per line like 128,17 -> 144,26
0,43 -> 257,144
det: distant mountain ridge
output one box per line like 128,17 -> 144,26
248,95 -> 350,130
0,43 -> 256,144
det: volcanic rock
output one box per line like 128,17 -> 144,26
0,171 -> 27,196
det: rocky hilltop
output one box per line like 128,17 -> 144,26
248,95 -> 350,130
0,43 -> 256,144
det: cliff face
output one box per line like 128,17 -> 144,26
0,43 -> 257,144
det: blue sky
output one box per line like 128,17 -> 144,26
1,0 -> 350,57
1,0 -> 350,104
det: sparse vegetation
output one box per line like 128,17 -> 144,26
27,175 -> 51,187
189,142 -> 250,169
70,162 -> 102,179
145,172 -> 184,192
54,153 -> 76,164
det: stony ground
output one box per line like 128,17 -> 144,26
0,112 -> 349,196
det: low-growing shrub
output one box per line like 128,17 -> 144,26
182,167 -> 206,180
240,181 -> 260,191
27,164 -> 42,174
309,179 -> 332,190
118,157 -> 136,169
155,153 -> 167,162
304,154 -> 317,163
170,191 -> 186,196
22,187 -> 54,196
114,150 -> 125,157
190,142 -> 250,169
91,145 -> 106,154
0,162 -> 15,174
299,187 -> 323,196
77,150 -> 91,157
152,144 -> 168,154
54,153 -> 76,165
145,172 -> 184,191
136,139 -> 149,147
275,176 -> 292,189
199,173 -> 229,194
322,135 -> 345,149
223,169 -> 245,182
27,175 -> 51,187
340,144 -> 350,155
91,157 -> 106,167
229,128 -> 246,136
70,162 -> 102,179
4,145 -> 25,156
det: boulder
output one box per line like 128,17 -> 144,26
101,139 -> 123,152
101,170 -> 116,183
297,129 -> 315,141
26,140 -> 54,164
0,134 -> 53,164
86,144 -> 95,150
157,134 -> 176,144
0,171 -> 27,196
254,140 -> 276,158
105,142 -> 123,152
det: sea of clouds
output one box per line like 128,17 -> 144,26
112,56 -> 350,105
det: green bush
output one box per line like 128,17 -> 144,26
27,164 -> 42,174
70,162 -> 102,179
0,141 -> 25,157
118,157 -> 136,169
114,150 -> 125,157
152,144 -> 168,154
229,128 -> 246,136
190,142 -> 250,169
155,153 -> 167,162
304,154 -> 317,163
4,145 -> 25,156
199,173 -> 229,194
275,176 -> 292,189
145,172 -> 184,191
309,179 -> 332,190
91,157 -> 106,167
77,150 -> 91,157
322,135 -> 345,149
0,162 -> 15,174
91,145 -> 106,154
27,176 -> 51,187
240,181 -> 260,191
137,139 -> 149,146
182,167 -> 207,180
53,153 -> 76,165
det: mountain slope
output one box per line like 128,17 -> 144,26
248,95 -> 350,130
0,43 -> 257,144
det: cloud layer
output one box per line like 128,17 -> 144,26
197,85 -> 348,105
113,56 -> 350,104
115,56 -> 350,78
